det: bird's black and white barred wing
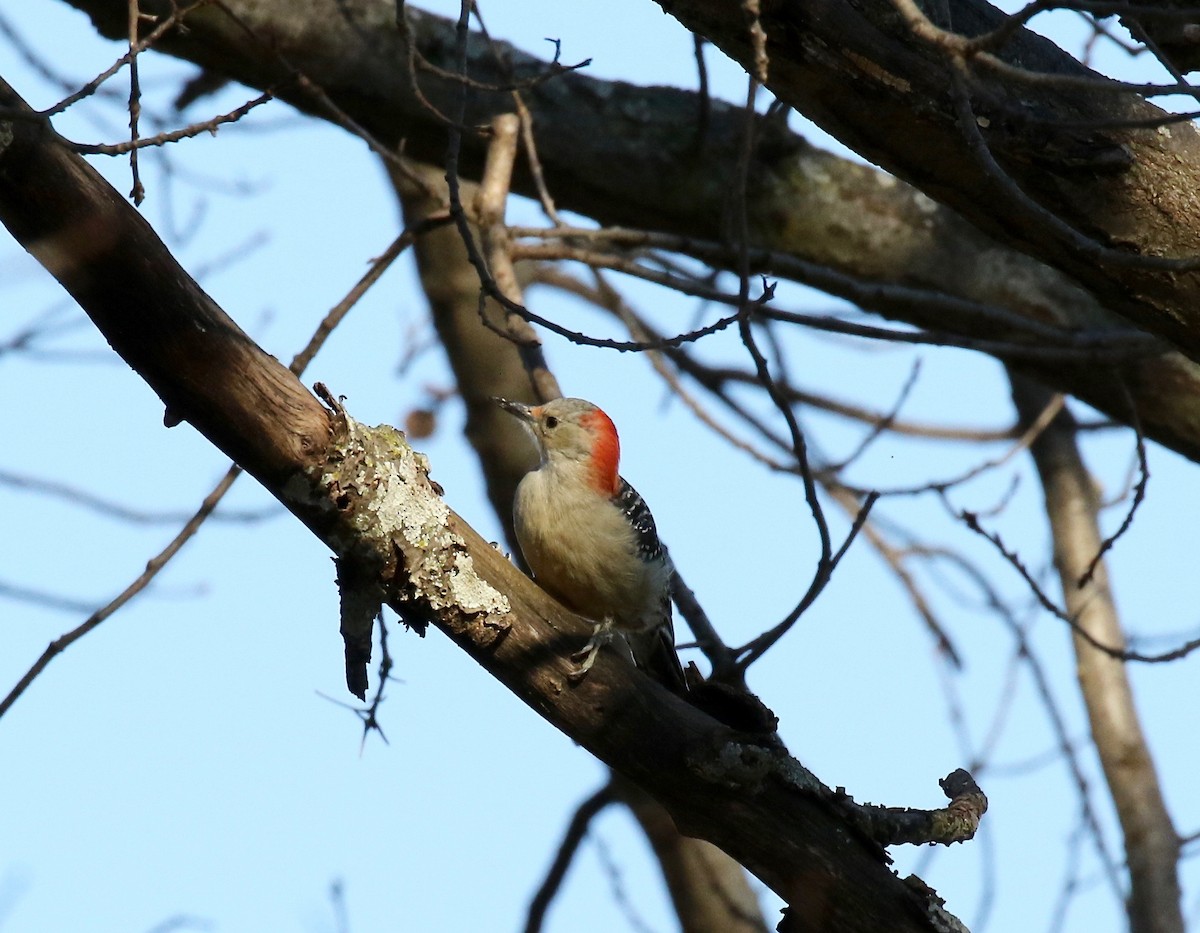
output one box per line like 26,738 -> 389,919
615,477 -> 687,693
614,477 -> 666,564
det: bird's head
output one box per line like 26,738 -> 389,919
495,396 -> 621,495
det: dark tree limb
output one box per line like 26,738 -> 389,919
49,0 -> 1200,464
0,75 -> 977,933
654,0 -> 1200,357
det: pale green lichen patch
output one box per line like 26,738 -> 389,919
449,550 -> 509,613
322,416 -> 509,618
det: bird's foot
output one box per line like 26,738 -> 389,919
568,618 -> 615,683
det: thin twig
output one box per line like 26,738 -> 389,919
0,221 -> 431,720
960,511 -> 1200,662
211,0 -> 435,196
73,91 -> 274,155
0,468 -> 273,524
1078,384 -> 1148,588
524,784 -> 617,933
0,467 -> 240,720
724,79 -> 845,669
41,0 -> 213,118
125,0 -> 144,203
825,483 -> 963,667
837,393 -> 1065,498
825,360 -> 922,473
510,227 -> 1162,357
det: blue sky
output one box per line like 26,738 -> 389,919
2,2 -> 1199,932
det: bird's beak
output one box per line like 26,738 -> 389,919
493,397 -> 535,422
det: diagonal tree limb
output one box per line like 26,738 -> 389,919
0,74 -> 978,933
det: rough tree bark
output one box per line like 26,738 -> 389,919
656,0 -> 1200,355
0,77 -> 980,933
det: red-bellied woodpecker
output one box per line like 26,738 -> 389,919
496,396 -> 687,692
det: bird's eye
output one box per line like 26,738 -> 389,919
545,416 -> 559,429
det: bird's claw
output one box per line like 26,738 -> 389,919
567,619 -> 614,683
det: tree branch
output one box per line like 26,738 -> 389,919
655,0 -> 1200,357
51,0 -> 1200,464
1011,374 -> 1182,933
0,73 -> 978,933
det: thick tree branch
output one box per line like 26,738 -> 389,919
50,0 -> 1200,464
0,75 -> 979,933
656,0 -> 1200,357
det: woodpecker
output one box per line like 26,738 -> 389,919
496,396 -> 687,692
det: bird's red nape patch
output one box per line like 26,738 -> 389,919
581,408 -> 621,496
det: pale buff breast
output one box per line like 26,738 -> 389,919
513,468 -> 666,631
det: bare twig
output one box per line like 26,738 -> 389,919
211,0 -> 435,196
73,91 -> 274,155
825,482 -> 963,667
0,468 -> 273,524
838,392 -> 1065,498
125,0 -> 144,203
42,0 -> 213,118
0,221 -> 430,719
0,465 -> 241,720
724,78 -> 847,669
825,360 -> 922,473
1078,384 -> 1147,587
959,510 -> 1200,663
524,784 -> 617,933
